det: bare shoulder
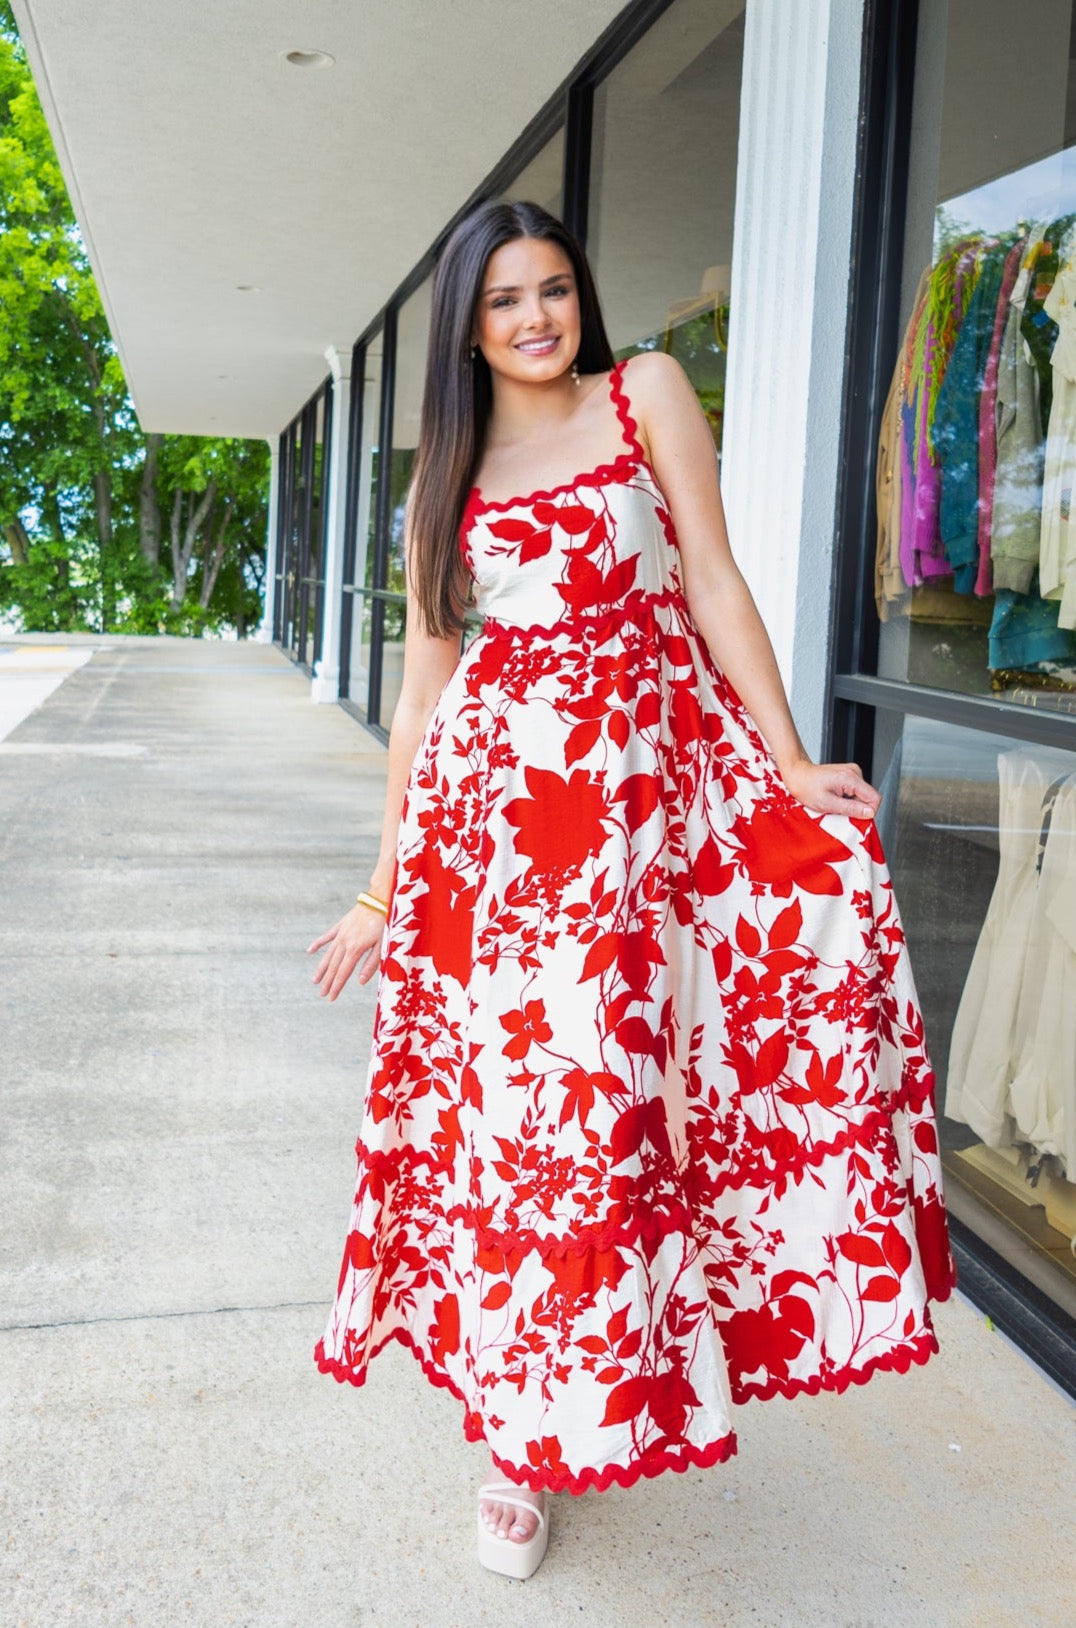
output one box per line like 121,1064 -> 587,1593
620,352 -> 704,463
621,351 -> 686,392
621,349 -> 693,406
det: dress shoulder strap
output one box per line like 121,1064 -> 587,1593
608,357 -> 647,463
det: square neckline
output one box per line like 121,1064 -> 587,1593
466,357 -> 649,518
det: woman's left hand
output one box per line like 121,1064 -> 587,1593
780,758 -> 881,821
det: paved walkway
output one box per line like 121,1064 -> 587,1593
0,636 -> 1072,1628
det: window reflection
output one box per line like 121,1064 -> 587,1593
874,712 -> 1076,1315
501,128 -> 564,216
343,338 -> 382,709
348,595 -> 373,721
359,339 -> 382,599
372,282 -> 432,725
588,0 -> 744,456
388,281 -> 431,601
378,598 -> 407,728
874,0 -> 1076,705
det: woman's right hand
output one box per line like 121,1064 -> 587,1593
307,900 -> 387,1001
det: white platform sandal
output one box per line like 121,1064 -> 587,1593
477,1482 -> 549,1580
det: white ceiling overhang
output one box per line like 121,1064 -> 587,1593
11,0 -> 627,438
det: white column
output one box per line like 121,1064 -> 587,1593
311,345 -> 352,703
254,438 -> 281,643
721,0 -> 866,755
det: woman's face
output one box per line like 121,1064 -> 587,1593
472,235 -> 581,386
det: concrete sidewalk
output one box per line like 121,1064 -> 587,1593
0,636 -> 1072,1628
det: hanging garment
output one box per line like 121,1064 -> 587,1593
1040,260 -> 1076,629
876,354 -> 907,618
315,360 -> 956,1494
876,264 -> 931,615
945,752 -> 1050,1147
1008,775 -> 1076,1177
1019,216 -> 1076,436
899,391 -> 926,584
900,247 -> 982,589
974,238 -> 1027,596
988,575 -> 1076,670
933,242 -> 1010,593
991,293 -> 1045,595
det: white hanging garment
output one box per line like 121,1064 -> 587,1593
945,752 -> 1048,1145
1041,261 -> 1076,627
1008,775 -> 1076,1176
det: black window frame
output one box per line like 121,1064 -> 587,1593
273,374 -> 333,672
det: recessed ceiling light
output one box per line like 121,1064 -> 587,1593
236,284 -> 261,294
284,49 -> 335,68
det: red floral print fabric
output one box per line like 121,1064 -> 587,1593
315,359 -> 956,1493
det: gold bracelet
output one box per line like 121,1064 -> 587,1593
356,890 -> 389,916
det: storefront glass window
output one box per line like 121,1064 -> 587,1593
501,128 -> 564,215
303,391 -> 327,667
370,279 -> 431,726
588,0 -> 744,458
348,596 -> 373,723
359,338 -> 382,596
278,382 -> 330,669
377,593 -> 407,728
387,280 -> 431,599
871,709 -> 1076,1317
856,0 -> 1076,1327
875,0 -> 1076,703
343,336 -> 382,712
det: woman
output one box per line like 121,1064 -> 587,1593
309,200 -> 956,1581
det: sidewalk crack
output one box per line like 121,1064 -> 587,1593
0,1298 -> 325,1333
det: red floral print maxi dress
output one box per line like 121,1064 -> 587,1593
315,359 -> 956,1493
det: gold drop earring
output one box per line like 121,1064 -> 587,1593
571,357 -> 581,387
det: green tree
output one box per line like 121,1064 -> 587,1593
0,1 -> 268,635
153,435 -> 269,634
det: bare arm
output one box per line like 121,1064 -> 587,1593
628,351 -> 879,819
366,631 -> 463,899
307,539 -> 465,999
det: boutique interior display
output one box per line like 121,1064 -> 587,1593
876,218 -> 1076,701
944,750 -> 1076,1252
873,207 -> 1076,1276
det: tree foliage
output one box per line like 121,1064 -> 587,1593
0,2 -> 269,635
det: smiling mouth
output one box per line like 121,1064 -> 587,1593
515,336 -> 560,354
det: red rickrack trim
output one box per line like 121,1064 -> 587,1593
727,1324 -> 945,1405
314,1329 -> 739,1496
695,1092 -> 932,1208
466,451 -> 644,520
479,583 -> 683,643
318,1318 -> 950,1426
316,1327 -> 463,1402
489,1425 -> 739,1496
317,1326 -> 953,1487
460,357 -> 669,538
354,1138 -> 447,1176
608,353 -> 648,463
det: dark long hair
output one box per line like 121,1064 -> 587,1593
408,200 -> 615,638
